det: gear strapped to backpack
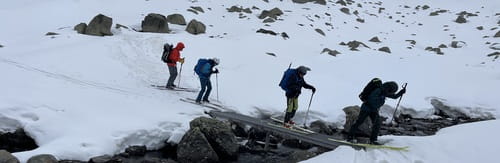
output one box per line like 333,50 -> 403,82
279,69 -> 294,91
359,78 -> 382,102
161,43 -> 174,63
194,59 -> 210,76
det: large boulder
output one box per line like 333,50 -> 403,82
85,14 -> 113,36
74,23 -> 87,34
177,127 -> 219,163
142,13 -> 169,33
258,8 -> 283,19
190,117 -> 239,159
343,106 -> 372,136
0,150 -> 20,163
292,0 -> 326,5
0,129 -> 38,152
166,14 -> 187,25
27,154 -> 58,163
185,19 -> 206,35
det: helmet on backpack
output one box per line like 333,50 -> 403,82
297,66 -> 311,75
212,58 -> 220,65
382,81 -> 398,94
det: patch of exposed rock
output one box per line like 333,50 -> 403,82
141,13 -> 169,33
74,14 -> 113,36
186,19 -> 206,35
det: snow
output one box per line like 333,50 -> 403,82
0,0 -> 499,162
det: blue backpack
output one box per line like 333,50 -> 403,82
194,59 -> 210,75
279,69 -> 294,91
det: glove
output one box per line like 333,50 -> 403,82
179,58 -> 185,64
311,87 -> 316,93
398,87 -> 406,96
212,68 -> 219,74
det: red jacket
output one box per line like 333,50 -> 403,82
167,42 -> 185,66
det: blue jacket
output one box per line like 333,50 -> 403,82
361,87 -> 402,112
284,69 -> 314,98
198,61 -> 215,79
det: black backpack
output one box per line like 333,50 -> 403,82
359,78 -> 382,102
161,43 -> 174,63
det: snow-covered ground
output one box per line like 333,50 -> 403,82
0,0 -> 498,162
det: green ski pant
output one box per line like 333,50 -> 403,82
284,97 -> 298,123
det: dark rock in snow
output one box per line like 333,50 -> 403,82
125,145 -> 147,156
258,8 -> 283,19
344,40 -> 369,50
343,106 -> 373,136
88,155 -> 120,163
167,14 -> 187,25
186,19 -> 206,35
495,31 -> 500,37
85,14 -> 113,36
455,15 -> 467,23
340,8 -> 350,15
281,32 -> 290,39
190,6 -> 204,13
487,52 -> 500,60
405,40 -> 416,45
142,13 -> 169,33
422,5 -> 430,10
263,18 -> 275,23
292,0 -> 326,5
425,47 -> 444,55
438,44 -> 448,48
45,32 -> 59,36
257,28 -> 278,35
356,18 -> 365,23
336,0 -> 347,6
369,36 -> 381,43
74,23 -> 87,34
431,98 -> 468,119
0,44 -> 3,48
321,48 -> 341,56
0,150 -> 20,163
490,43 -> 500,50
378,47 -> 391,53
451,41 -> 466,48
190,117 -> 239,159
115,24 -> 128,29
177,127 -> 219,163
476,26 -> 484,30
0,129 -> 38,152
315,28 -> 325,36
310,120 -> 334,135
429,10 -> 447,16
27,154 -> 58,163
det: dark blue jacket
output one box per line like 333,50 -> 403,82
361,87 -> 402,112
285,69 -> 314,98
198,61 -> 216,79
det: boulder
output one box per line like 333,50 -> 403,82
0,150 -> 20,163
74,23 -> 87,34
0,129 -> 38,152
343,106 -> 372,136
85,14 -> 113,36
378,47 -> 391,53
177,127 -> 219,163
167,14 -> 187,25
88,155 -> 121,163
190,117 -> 238,159
142,13 -> 169,33
258,8 -> 283,19
315,28 -> 325,36
321,48 -> 341,56
495,31 -> 500,37
455,15 -> 467,23
186,19 -> 206,35
263,18 -> 275,23
292,0 -> 326,5
369,37 -> 381,43
125,145 -> 147,156
256,28 -> 278,35
344,40 -> 369,50
309,120 -> 334,135
451,41 -> 466,48
340,8 -> 350,15
27,154 -> 58,163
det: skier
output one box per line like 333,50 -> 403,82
347,80 -> 406,145
194,58 -> 220,103
166,42 -> 185,89
280,66 -> 316,128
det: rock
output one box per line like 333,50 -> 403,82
141,13 -> 169,33
281,32 -> 289,39
309,120 -> 334,135
0,150 -> 20,163
167,14 -> 187,25
142,158 -> 177,163
88,155 -> 120,163
429,10 -> 447,16
190,117 -> 238,159
115,24 -> 128,29
344,40 -> 369,50
495,31 -> 500,37
177,127 -> 219,163
321,48 -> 341,56
422,5 -> 430,10
256,28 -> 278,35
476,26 -> 484,30
455,15 -> 467,23
227,6 -> 242,12
0,44 -> 3,48
190,6 -> 204,13
369,36 -> 381,43
487,52 -> 500,60
125,145 -> 147,156
343,106 -> 373,136
356,18 -> 365,23
0,129 -> 38,152
340,8 -> 350,15
185,19 -> 206,35
258,8 -> 283,19
187,9 -> 198,14
438,44 -> 448,48
315,28 -> 325,36
263,18 -> 275,23
27,154 -> 58,163
160,141 -> 177,159
425,47 -> 444,55
282,139 -> 314,149
85,14 -> 113,36
230,121 -> 248,137
405,40 -> 416,45
490,43 -> 500,50
292,0 -> 326,5
336,0 -> 347,6
431,98 -> 470,119
451,41 -> 466,48
378,47 -> 391,53
74,23 -> 87,34
45,32 -> 59,36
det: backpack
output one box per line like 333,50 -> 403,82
194,59 -> 210,75
279,69 -> 294,91
161,43 -> 174,63
359,78 -> 382,102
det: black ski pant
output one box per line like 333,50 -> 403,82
348,109 -> 381,142
167,65 -> 178,87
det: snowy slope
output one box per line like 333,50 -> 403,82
0,0 -> 499,162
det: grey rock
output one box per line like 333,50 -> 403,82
336,0 -> 347,6
309,120 -> 334,135
378,47 -> 391,53
45,32 -> 59,36
0,44 -> 3,48
340,7 -> 350,15
187,9 -> 198,15
190,117 -> 238,159
343,106 -> 373,136
227,6 -> 242,12
292,0 -> 326,5
356,18 -> 364,23
256,28 -> 278,35
242,8 -> 252,14
425,47 -> 444,55
490,43 -> 500,50
185,19 -> 206,35
166,14 -> 186,25
263,18 -> 275,23
405,40 -> 416,45
74,23 -> 87,34
429,10 -> 447,16
369,36 -> 381,43
177,127 -> 219,163
85,14 -> 113,36
422,5 -> 430,10
88,155 -> 121,163
281,32 -> 289,39
495,31 -> 500,37
0,150 -> 20,163
344,40 -> 369,50
431,98 -> 468,119
451,41 -> 466,48
476,26 -> 484,30
27,154 -> 58,163
142,13 -> 169,33
455,15 -> 467,23
258,7 -> 283,19
438,44 -> 448,48
321,48 -> 341,56
315,28 -> 325,36
115,24 -> 128,29
191,6 -> 204,13
487,52 -> 499,60
125,145 -> 147,156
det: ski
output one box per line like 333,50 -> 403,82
184,98 -> 225,108
266,122 -> 311,135
270,117 -> 315,134
151,85 -> 197,92
327,138 -> 409,151
179,98 -> 224,111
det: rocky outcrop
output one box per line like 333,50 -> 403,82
257,28 -> 278,36
27,154 -> 58,163
84,14 -> 113,36
378,47 -> 391,53
455,15 -> 467,23
88,155 -> 120,163
227,6 -> 252,13
177,127 -> 219,163
0,129 -> 38,152
142,13 -> 169,33
190,117 -> 239,159
292,0 -> 326,5
340,40 -> 370,51
451,41 -> 466,48
321,48 -> 341,56
0,150 -> 20,163
185,19 -> 206,35
369,36 -> 381,43
343,106 -> 372,136
167,14 -> 187,25
258,8 -> 283,19
124,145 -> 147,156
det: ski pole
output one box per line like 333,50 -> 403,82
390,83 -> 407,125
303,92 -> 314,128
177,62 -> 183,87
216,73 -> 219,101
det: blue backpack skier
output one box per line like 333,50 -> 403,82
194,58 -> 220,103
279,66 -> 316,128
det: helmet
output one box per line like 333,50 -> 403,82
297,66 -> 311,75
382,81 -> 398,94
212,58 -> 220,65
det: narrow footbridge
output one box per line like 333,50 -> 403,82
207,110 -> 363,150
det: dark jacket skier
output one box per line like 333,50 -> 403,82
195,58 -> 220,103
282,66 -> 316,127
